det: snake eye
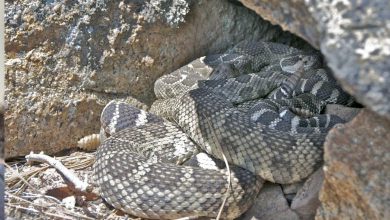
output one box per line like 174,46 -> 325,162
302,57 -> 311,66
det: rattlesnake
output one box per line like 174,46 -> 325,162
93,40 -> 351,219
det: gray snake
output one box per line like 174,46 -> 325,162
93,40 -> 351,219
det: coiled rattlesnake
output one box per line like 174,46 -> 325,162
93,40 -> 351,219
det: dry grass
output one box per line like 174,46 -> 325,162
4,151 -> 133,219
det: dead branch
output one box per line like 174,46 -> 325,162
25,152 -> 90,192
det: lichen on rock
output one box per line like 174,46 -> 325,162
141,0 -> 192,27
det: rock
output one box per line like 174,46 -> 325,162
284,194 -> 295,206
62,196 -> 76,209
240,183 -> 299,220
239,0 -> 390,119
281,181 -> 304,195
325,104 -> 361,122
281,181 -> 304,205
5,0 -> 304,158
316,109 -> 390,220
291,168 -> 324,220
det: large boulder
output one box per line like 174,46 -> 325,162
239,0 -> 390,119
316,109 -> 390,220
291,169 -> 324,220
240,183 -> 299,220
5,0 -> 300,158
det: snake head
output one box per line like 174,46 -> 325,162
280,54 -> 322,73
209,63 -> 240,80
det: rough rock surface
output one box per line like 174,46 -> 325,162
325,104 -> 361,122
5,0 -> 303,158
281,181 -> 304,195
239,183 -> 299,220
281,181 -> 304,205
291,168 -> 324,220
316,109 -> 390,220
240,0 -> 390,119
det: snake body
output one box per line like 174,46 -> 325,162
94,40 -> 351,219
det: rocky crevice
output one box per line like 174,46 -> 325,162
5,0 -> 389,219
239,1 -> 390,219
240,0 -> 390,120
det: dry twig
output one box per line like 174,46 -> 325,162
205,117 -> 232,220
25,152 -> 90,192
5,152 -> 101,219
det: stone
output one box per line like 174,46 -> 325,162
239,0 -> 390,119
62,196 -> 76,209
284,194 -> 295,206
239,183 -> 299,220
5,0 -> 303,158
325,104 -> 361,122
281,181 -> 304,195
281,181 -> 304,205
316,109 -> 390,220
291,168 -> 324,220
